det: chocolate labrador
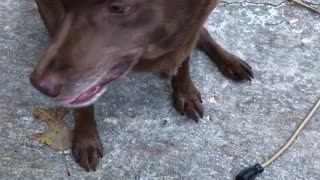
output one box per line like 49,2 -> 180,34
30,0 -> 253,171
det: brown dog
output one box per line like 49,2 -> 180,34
30,0 -> 253,171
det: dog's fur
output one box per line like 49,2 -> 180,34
30,0 -> 253,171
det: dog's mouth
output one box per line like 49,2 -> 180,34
48,48 -> 142,107
56,84 -> 107,107
54,59 -> 137,107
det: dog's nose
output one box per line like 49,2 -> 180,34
30,72 -> 61,98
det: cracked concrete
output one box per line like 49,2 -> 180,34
0,0 -> 320,180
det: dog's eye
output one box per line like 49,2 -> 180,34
108,5 -> 132,15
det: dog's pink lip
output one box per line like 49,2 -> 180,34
56,85 -> 104,105
72,85 -> 103,104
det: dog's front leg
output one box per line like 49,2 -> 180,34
197,27 -> 253,81
72,105 -> 103,172
172,57 -> 204,122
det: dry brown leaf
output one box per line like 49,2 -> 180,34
29,108 -> 73,151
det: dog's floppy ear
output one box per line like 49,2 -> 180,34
35,0 -> 65,38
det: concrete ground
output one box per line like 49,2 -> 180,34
0,0 -> 319,179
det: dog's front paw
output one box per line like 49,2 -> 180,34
72,133 -> 103,172
173,86 -> 204,122
217,54 -> 254,82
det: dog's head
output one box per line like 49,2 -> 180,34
30,0 -> 199,107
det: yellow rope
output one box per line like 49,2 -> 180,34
262,97 -> 320,168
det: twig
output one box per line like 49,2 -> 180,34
289,0 -> 320,14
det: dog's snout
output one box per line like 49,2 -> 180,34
30,72 -> 61,98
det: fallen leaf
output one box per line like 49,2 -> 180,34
221,82 -> 229,89
288,19 -> 299,25
29,108 -> 73,151
209,96 -> 219,104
